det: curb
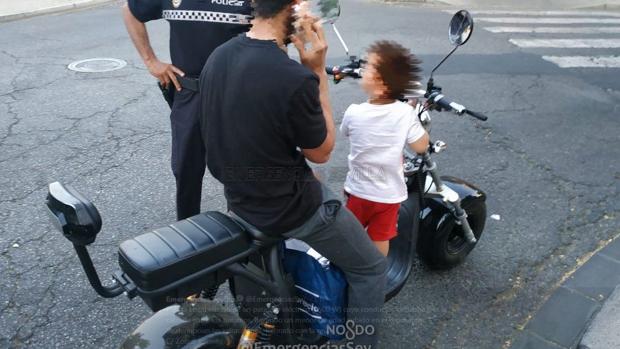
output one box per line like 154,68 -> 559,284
579,285 -> 620,349
0,0 -> 116,23
575,4 -> 620,10
510,235 -> 620,349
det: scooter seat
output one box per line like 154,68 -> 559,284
118,211 -> 251,291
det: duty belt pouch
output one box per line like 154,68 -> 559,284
158,81 -> 175,109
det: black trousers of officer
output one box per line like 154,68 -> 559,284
170,88 -> 205,221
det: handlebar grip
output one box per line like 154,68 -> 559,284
433,95 -> 457,112
464,109 -> 488,121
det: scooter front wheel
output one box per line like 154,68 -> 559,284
417,200 -> 486,269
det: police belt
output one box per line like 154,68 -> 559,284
158,75 -> 199,109
178,75 -> 199,92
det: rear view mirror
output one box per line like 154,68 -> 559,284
316,0 -> 341,24
46,182 -> 102,246
449,10 -> 474,46
297,0 -> 341,24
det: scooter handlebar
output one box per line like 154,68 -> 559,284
464,109 -> 488,121
325,65 -> 362,79
427,92 -> 487,121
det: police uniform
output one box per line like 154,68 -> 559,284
127,0 -> 252,220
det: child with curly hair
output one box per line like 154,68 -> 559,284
341,41 -> 430,256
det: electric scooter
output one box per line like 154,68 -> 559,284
44,8 -> 487,348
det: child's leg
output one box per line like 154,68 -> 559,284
344,192 -> 369,228
345,193 -> 398,256
373,240 -> 390,256
367,202 -> 401,256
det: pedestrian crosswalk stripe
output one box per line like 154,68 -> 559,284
542,55 -> 620,68
464,10 -> 620,18
484,26 -> 620,34
447,9 -> 620,69
478,17 -> 620,24
509,38 -> 620,48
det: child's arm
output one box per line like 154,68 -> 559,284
408,132 -> 429,154
340,106 -> 353,137
407,104 -> 430,154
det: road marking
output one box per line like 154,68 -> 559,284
478,17 -> 620,24
542,55 -> 620,68
462,10 -> 620,17
451,10 -> 620,69
484,26 -> 620,34
509,38 -> 620,48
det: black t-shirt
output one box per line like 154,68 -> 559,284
200,35 -> 327,235
127,0 -> 252,76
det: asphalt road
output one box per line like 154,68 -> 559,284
1,1 -> 619,348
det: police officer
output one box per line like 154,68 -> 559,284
122,0 -> 253,220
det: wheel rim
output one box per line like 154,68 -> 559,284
446,226 -> 467,255
445,208 -> 483,255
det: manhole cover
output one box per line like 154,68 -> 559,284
67,58 -> 127,73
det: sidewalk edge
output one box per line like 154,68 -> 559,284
0,0 -> 117,23
509,234 -> 620,349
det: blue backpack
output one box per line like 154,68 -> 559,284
282,239 -> 347,340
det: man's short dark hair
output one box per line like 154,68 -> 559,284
368,41 -> 423,99
252,0 -> 294,18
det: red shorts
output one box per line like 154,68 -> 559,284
345,193 -> 400,241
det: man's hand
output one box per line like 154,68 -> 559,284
146,58 -> 185,92
293,16 -> 335,164
122,4 -> 185,91
291,17 -> 328,75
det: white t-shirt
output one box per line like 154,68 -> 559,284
340,101 -> 426,204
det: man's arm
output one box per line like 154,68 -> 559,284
122,3 -> 184,91
291,19 -> 334,164
302,71 -> 335,164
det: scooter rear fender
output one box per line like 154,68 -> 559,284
119,299 -> 245,349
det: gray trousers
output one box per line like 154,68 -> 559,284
282,184 -> 388,348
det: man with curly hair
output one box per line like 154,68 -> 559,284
200,1 -> 387,347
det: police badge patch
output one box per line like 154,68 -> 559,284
172,0 -> 182,8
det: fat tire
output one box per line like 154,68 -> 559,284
417,201 -> 486,270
